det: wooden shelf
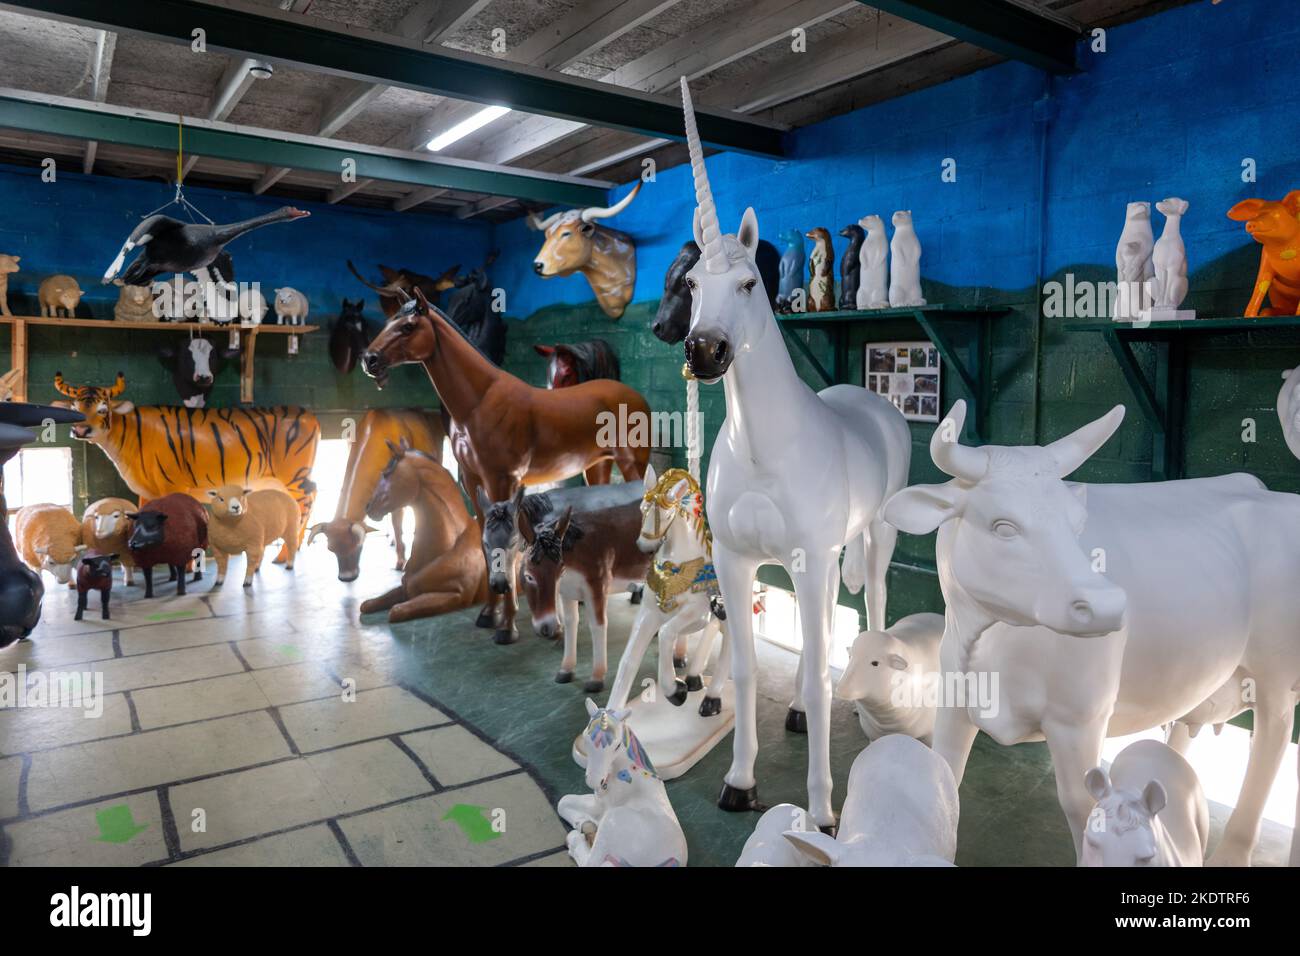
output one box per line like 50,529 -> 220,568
777,305 -> 1012,441
0,315 -> 318,405
1066,315 -> 1300,480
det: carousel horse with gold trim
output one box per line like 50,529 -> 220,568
606,465 -> 731,717
557,699 -> 687,867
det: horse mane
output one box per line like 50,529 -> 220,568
400,287 -> 501,367
559,339 -> 621,382
584,710 -> 658,779
517,492 -> 552,526
645,467 -> 712,554
527,515 -> 584,564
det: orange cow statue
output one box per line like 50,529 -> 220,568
307,408 -> 446,582
1228,190 -> 1300,317
52,373 -> 319,553
527,182 -> 642,319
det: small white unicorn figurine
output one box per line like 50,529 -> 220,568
606,464 -> 730,716
558,700 -> 688,867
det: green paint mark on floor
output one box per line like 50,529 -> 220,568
145,610 -> 198,622
442,804 -> 501,844
275,644 -> 301,658
94,804 -> 149,844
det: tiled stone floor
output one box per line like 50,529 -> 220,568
1,538 -> 1293,867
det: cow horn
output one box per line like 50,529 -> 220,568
307,522 -> 326,545
929,401 -> 987,483
108,372 -> 126,397
1045,405 -> 1126,479
680,78 -> 726,274
527,210 -> 563,232
53,371 -> 77,397
580,180 -> 642,223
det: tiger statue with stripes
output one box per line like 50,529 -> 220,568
53,373 -> 319,549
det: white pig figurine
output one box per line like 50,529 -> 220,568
835,612 -> 944,744
784,735 -> 959,867
735,804 -> 816,867
1082,739 -> 1208,867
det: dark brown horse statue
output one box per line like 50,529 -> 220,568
361,290 -> 651,643
347,260 -> 460,319
359,439 -> 487,624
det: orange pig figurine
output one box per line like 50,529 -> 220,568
1228,190 -> 1300,317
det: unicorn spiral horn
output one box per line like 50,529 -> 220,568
680,77 -> 727,275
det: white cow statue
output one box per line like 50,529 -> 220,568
1083,739 -> 1208,867
677,78 -> 912,828
783,735 -> 959,867
1277,367 -> 1300,462
883,399 -> 1300,866
557,700 -> 687,867
835,611 -> 944,744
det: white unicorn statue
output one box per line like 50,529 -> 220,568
606,464 -> 730,715
677,77 -> 912,828
557,700 -> 688,867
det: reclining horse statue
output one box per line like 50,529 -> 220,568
677,78 -> 912,829
361,293 -> 651,644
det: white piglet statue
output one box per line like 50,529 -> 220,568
888,210 -> 925,307
273,287 -> 309,326
557,700 -> 687,867
783,735 -> 959,867
835,611 -> 944,744
1083,739 -> 1208,867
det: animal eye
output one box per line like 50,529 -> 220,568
400,321 -> 416,335
685,277 -> 698,291
739,278 -> 757,295
992,520 -> 1019,539
524,572 -> 536,585
560,230 -> 571,238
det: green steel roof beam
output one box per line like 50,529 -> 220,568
0,0 -> 787,157
0,90 -> 613,207
863,0 -> 1080,74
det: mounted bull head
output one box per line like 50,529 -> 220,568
527,182 -> 643,319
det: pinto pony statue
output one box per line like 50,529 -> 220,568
53,373 -> 319,550
557,700 -> 687,867
360,294 -> 650,644
676,79 -> 912,829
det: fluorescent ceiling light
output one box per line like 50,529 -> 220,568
425,105 -> 511,152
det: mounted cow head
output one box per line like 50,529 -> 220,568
53,372 -> 132,443
883,400 -> 1129,643
158,339 -> 238,408
528,182 -> 642,319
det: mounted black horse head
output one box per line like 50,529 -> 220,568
652,238 -> 781,344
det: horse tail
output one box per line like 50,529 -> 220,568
840,532 -> 867,595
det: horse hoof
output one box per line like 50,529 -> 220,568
583,679 -> 605,694
667,679 -> 689,707
685,674 -> 704,692
555,670 -> 574,684
493,628 -> 518,646
717,783 -> 762,813
673,656 -> 686,669
475,606 -> 495,629
699,696 -> 721,717
785,708 -> 808,734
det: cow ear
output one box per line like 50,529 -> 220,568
783,831 -> 841,866
1141,780 -> 1167,817
1084,766 -> 1110,801
882,483 -> 964,535
1227,198 -> 1265,221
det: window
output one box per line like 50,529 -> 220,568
753,580 -> 862,669
3,446 -> 74,513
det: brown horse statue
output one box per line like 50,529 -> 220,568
361,291 -> 651,644
358,439 -> 486,624
307,408 -> 445,582
518,501 -> 652,693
